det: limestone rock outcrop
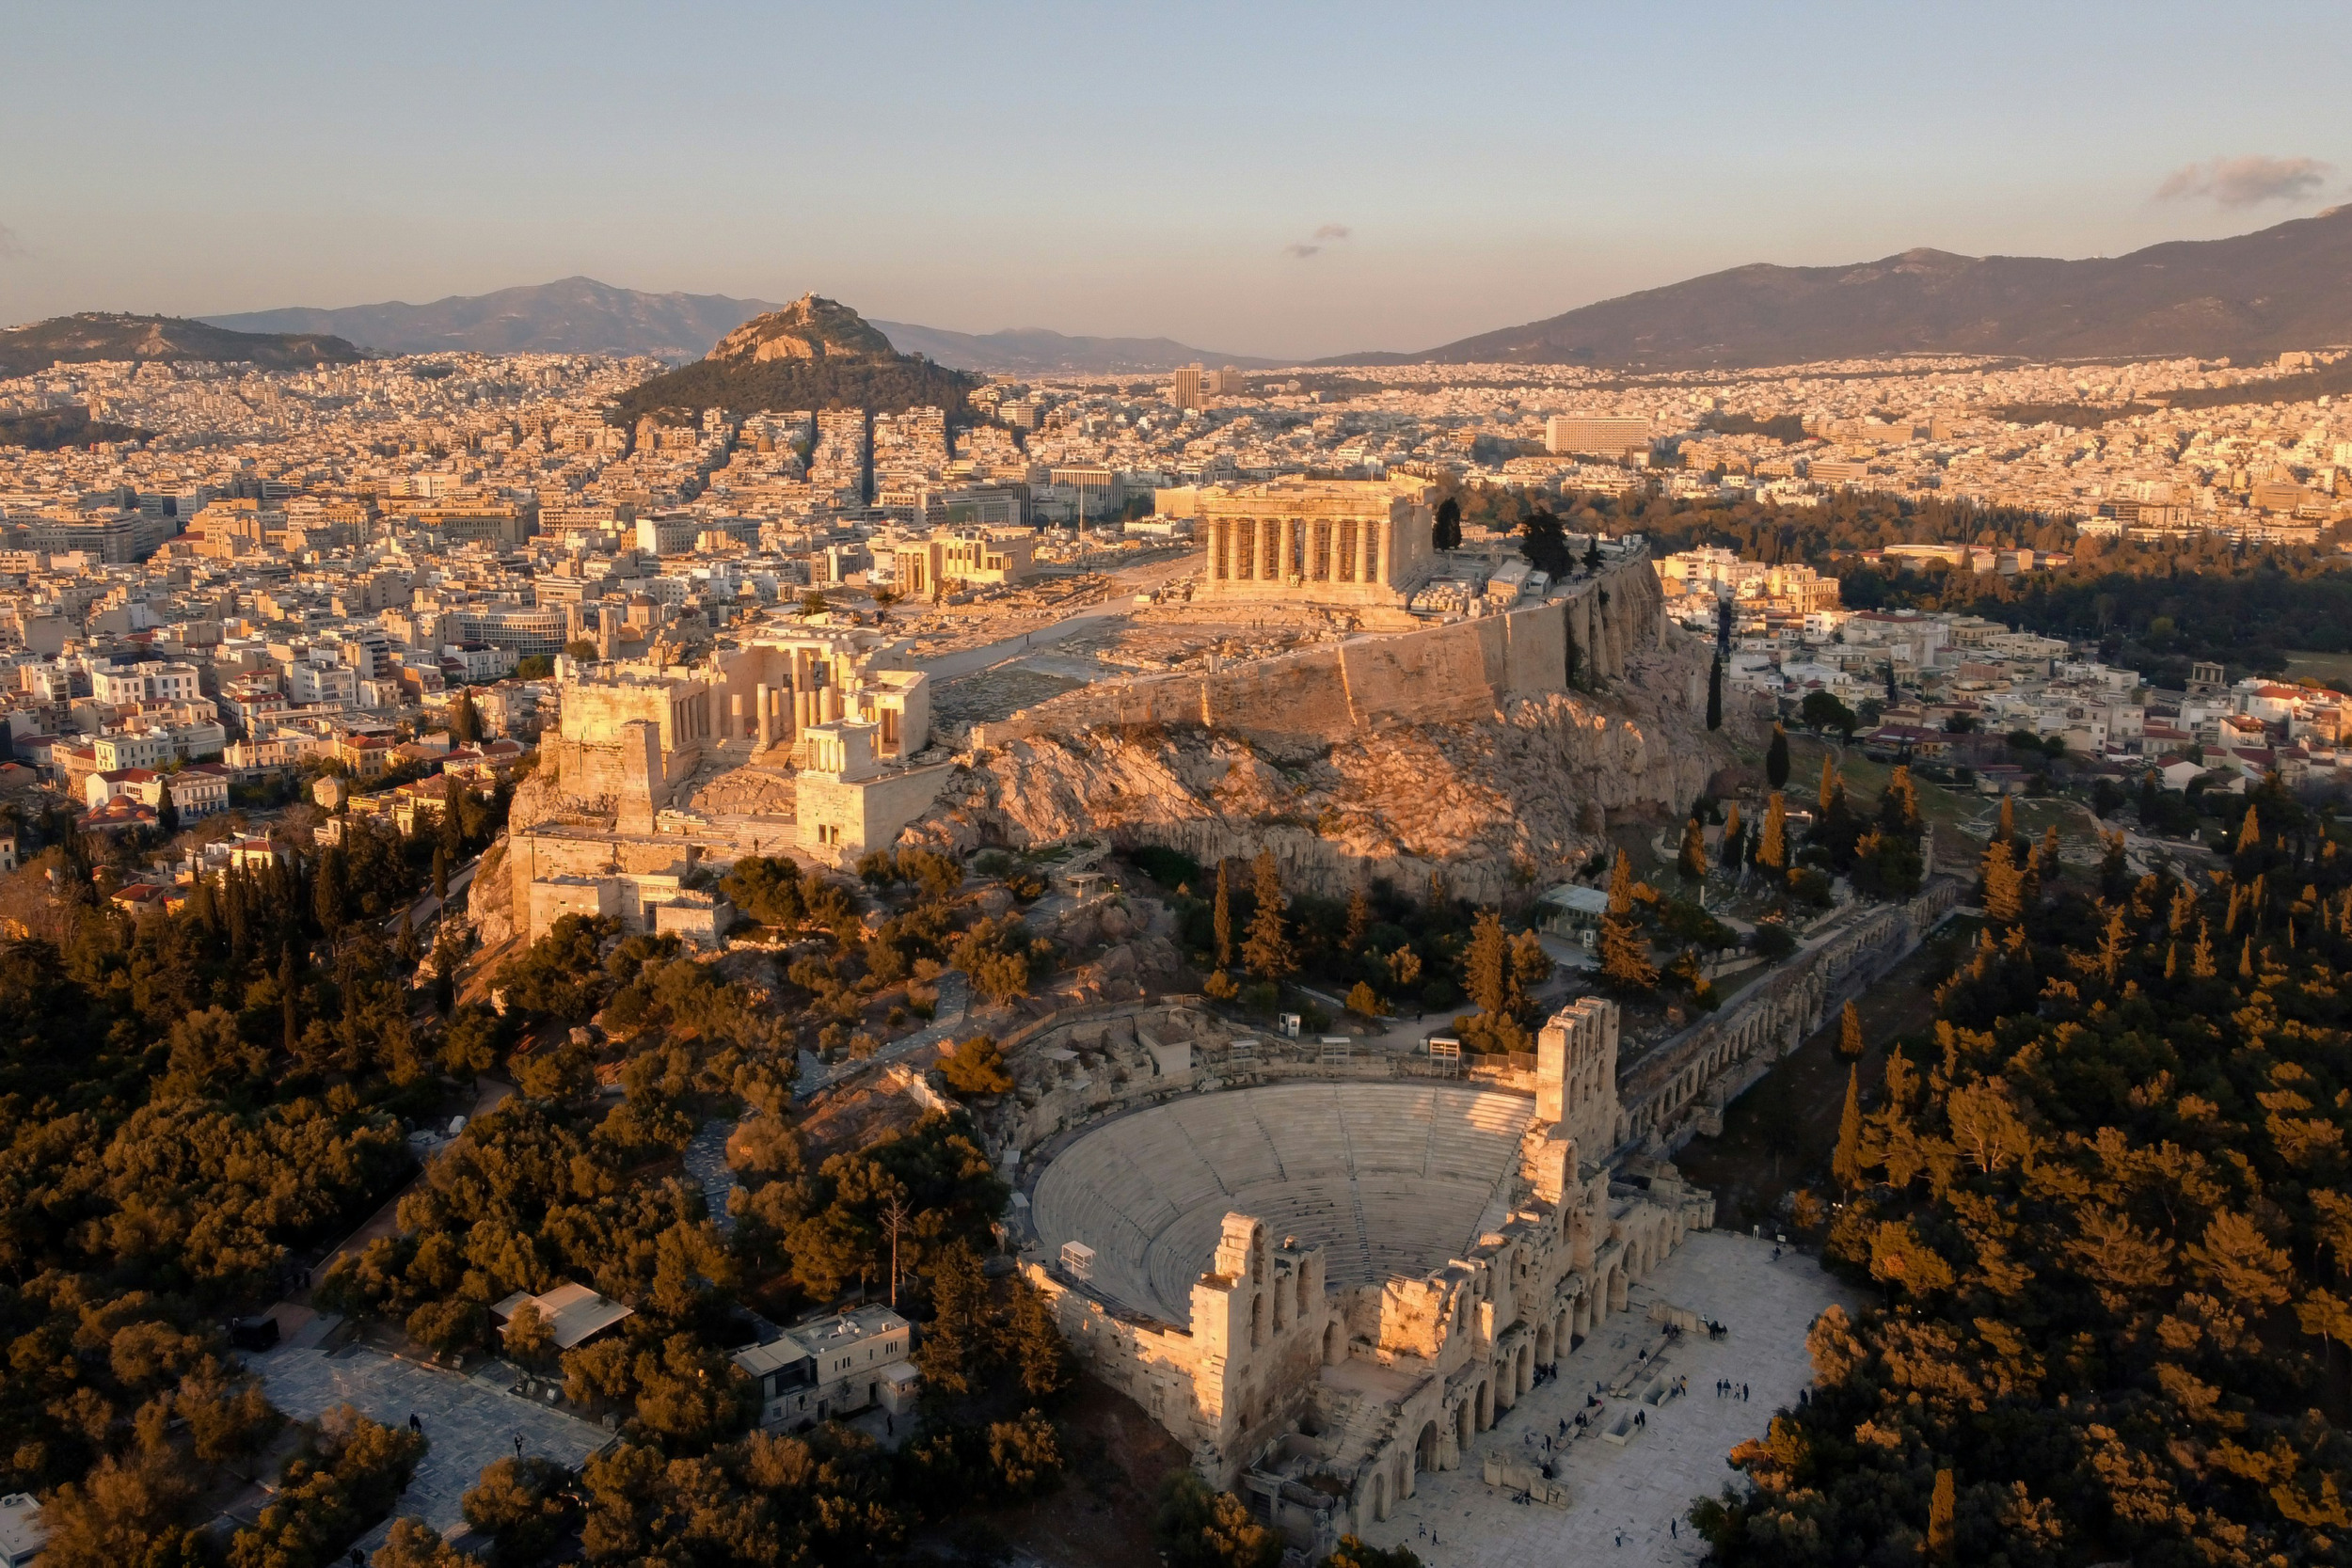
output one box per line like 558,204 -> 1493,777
707,293 -> 898,364
910,622 -> 1741,904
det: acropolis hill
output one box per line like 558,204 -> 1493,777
484,476 -> 1741,944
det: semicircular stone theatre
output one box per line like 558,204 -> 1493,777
1017,994 -> 1712,1554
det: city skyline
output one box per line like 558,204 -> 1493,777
4,0 -> 2347,359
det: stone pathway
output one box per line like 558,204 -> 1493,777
1351,1231 -> 1858,1568
794,970 -> 972,1102
248,1342 -> 611,1551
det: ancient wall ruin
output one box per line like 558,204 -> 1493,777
1615,879 -> 1964,1153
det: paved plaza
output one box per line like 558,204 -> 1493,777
1351,1230 -> 1858,1568
251,1341 -> 612,1547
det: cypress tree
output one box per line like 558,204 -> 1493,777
1722,801 -> 1744,868
1927,1468 -> 1956,1561
1981,840 -> 2025,926
1706,657 -> 1724,731
1343,886 -> 1372,952
1466,911 -> 1511,1017
313,847 -> 347,935
2237,803 -> 2264,855
1757,794 -> 1788,871
1678,816 -> 1708,882
1766,723 -> 1790,790
1598,851 -> 1657,991
1839,1000 -> 1864,1060
279,946 -> 301,1058
1832,1064 -> 1866,1191
1212,861 -> 1233,971
1818,755 -> 1839,816
1242,851 -> 1295,981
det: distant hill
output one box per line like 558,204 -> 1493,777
606,293 -> 980,426
869,320 -> 1276,375
1322,207 -> 2352,369
0,407 -> 150,451
204,276 -> 1266,372
0,312 -> 359,379
206,277 -> 777,361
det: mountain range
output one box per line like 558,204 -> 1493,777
22,210 -> 2352,382
203,278 -> 1263,372
1327,206 -> 2352,368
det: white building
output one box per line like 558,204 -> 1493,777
733,1304 -> 918,1430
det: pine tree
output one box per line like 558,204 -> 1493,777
1242,851 -> 1295,981
1833,1064 -> 1867,1191
1466,911 -> 1511,1017
1927,1468 -> 1956,1562
1706,657 -> 1724,732
1839,1000 -> 1864,1060
1756,794 -> 1788,871
1343,885 -> 1372,952
1766,723 -> 1790,790
1678,816 -> 1708,882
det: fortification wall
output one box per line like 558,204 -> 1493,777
969,553 -> 1662,752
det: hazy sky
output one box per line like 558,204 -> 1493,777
4,1 -> 2346,358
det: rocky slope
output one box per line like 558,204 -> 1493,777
908,631 -> 1744,904
607,293 -> 977,426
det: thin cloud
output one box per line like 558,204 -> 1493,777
2155,155 -> 2333,208
0,224 -> 24,261
1285,223 -> 1351,260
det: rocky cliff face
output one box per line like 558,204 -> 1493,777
707,293 -> 898,364
908,625 -> 1744,904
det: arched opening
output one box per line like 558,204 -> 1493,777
1475,1379 -> 1493,1431
1323,1320 -> 1345,1367
1495,1359 -> 1515,1412
1251,1291 -> 1265,1348
1369,1469 -> 1388,1523
1297,1271 -> 1310,1320
1516,1343 -> 1534,1397
1456,1397 -> 1474,1451
1609,1263 -> 1628,1314
1535,1322 -> 1554,1364
1415,1419 -> 1439,1476
1554,1307 -> 1572,1359
1571,1296 -> 1589,1342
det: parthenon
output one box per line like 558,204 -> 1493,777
1193,477 -> 1438,610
